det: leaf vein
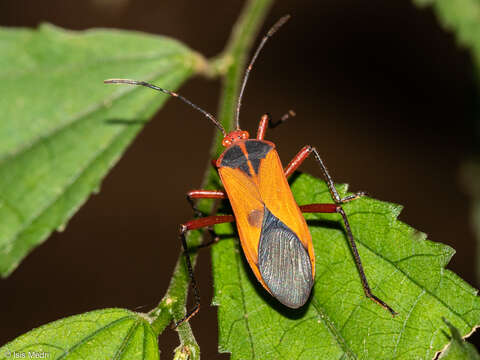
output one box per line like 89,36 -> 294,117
112,320 -> 139,359
347,211 -> 474,329
311,301 -> 357,360
392,289 -> 426,357
1,68 -> 185,257
0,63 -> 180,165
56,315 -> 135,359
234,239 -> 256,360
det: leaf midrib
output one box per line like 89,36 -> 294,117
0,68 -> 186,257
0,51 -> 185,80
56,315 -> 136,359
0,57 -> 184,164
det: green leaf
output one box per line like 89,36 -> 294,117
0,308 -> 159,360
412,0 -> 480,292
412,0 -> 480,68
438,319 -> 480,359
212,173 -> 480,359
0,24 -> 199,277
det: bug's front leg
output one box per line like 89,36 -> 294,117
256,111 -> 296,140
175,215 -> 235,329
290,145 -> 397,316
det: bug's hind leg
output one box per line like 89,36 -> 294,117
299,202 -> 397,316
291,145 -> 397,316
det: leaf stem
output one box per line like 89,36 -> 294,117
210,0 -> 276,152
148,0 -> 275,356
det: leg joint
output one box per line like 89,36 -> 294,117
179,224 -> 187,235
301,144 -> 313,152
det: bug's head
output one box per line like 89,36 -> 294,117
222,130 -> 249,147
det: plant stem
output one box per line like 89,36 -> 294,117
210,0 -> 276,152
148,0 -> 275,356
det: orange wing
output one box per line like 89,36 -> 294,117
256,149 -> 315,277
218,147 -> 315,292
218,166 -> 268,289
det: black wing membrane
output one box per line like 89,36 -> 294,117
245,140 -> 273,174
258,207 -> 313,308
220,144 -> 251,175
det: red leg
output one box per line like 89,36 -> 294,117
186,160 -> 221,214
257,114 -> 269,140
299,203 -> 338,213
300,202 -> 396,316
256,111 -> 296,140
187,190 -> 226,200
284,145 -> 365,203
182,215 -> 234,231
291,146 -> 396,316
186,189 -> 226,217
175,215 -> 235,329
284,145 -> 310,178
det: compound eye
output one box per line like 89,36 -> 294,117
222,138 -> 231,147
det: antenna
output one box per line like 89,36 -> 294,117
235,14 -> 291,130
104,79 -> 227,137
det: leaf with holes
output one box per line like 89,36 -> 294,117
0,308 -> 159,360
212,173 -> 480,359
0,24 -> 199,277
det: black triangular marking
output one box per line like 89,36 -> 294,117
220,145 -> 251,176
245,141 -> 273,175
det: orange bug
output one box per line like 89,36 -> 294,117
105,15 -> 396,327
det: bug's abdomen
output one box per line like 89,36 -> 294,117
258,207 -> 313,308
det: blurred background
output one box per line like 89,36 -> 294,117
0,0 -> 477,357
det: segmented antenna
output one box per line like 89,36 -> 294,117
235,14 -> 291,130
104,79 -> 227,136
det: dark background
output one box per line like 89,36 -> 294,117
0,0 -> 478,358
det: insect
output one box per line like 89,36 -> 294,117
105,15 -> 396,327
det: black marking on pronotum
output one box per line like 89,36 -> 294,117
220,145 -> 250,175
245,140 -> 273,174
258,207 -> 313,308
